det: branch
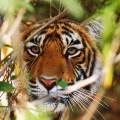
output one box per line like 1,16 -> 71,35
0,53 -> 15,77
58,73 -> 101,95
24,9 -> 67,43
0,52 -> 13,65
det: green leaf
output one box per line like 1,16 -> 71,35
2,57 -> 9,64
60,0 -> 86,18
11,75 -> 17,80
17,0 -> 34,12
57,80 -> 68,89
27,72 -> 32,80
18,107 -> 51,120
0,81 -> 14,92
45,0 -> 86,19
0,0 -> 33,15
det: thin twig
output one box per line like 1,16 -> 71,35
0,53 -> 16,77
0,92 -> 4,98
0,52 -> 13,65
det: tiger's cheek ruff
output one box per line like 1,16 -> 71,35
23,20 -> 102,114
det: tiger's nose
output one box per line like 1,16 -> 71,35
40,77 -> 56,90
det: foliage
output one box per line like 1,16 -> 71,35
0,81 -> 14,92
0,0 -> 33,14
16,108 -> 51,120
57,79 -> 68,89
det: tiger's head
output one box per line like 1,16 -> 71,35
23,19 -> 102,113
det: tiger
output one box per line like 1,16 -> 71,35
22,18 -> 103,120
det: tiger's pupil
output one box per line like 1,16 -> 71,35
30,46 -> 40,54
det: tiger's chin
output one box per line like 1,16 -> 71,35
30,96 -> 66,113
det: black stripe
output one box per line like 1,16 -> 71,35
29,31 -> 46,44
70,39 -> 81,45
62,31 -> 74,46
29,80 -> 36,84
42,34 -> 52,47
81,38 -> 87,48
54,36 -> 63,52
81,69 -> 87,79
29,38 -> 35,43
29,79 -> 37,85
66,37 -> 69,45
59,21 -> 72,27
76,74 -> 81,81
55,33 -> 61,40
62,31 -> 72,38
56,24 -> 59,29
86,49 -> 91,75
89,49 -> 96,76
34,36 -> 42,44
77,65 -> 87,79
73,49 -> 85,64
62,26 -> 73,33
74,68 -> 81,81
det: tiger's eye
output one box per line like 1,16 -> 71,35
30,46 -> 40,54
67,47 -> 78,55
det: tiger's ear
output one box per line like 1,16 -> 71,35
82,18 -> 103,42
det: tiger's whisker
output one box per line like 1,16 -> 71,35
73,92 -> 90,108
79,88 -> 109,108
73,91 -> 105,120
68,96 -> 77,110
72,92 -> 100,120
73,92 -> 91,108
71,93 -> 98,120
65,97 -> 74,112
69,94 -> 83,111
76,89 -> 106,109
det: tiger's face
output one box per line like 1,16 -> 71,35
23,20 -> 101,113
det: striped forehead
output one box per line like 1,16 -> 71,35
25,32 -> 45,47
61,29 -> 84,48
25,23 -> 84,49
